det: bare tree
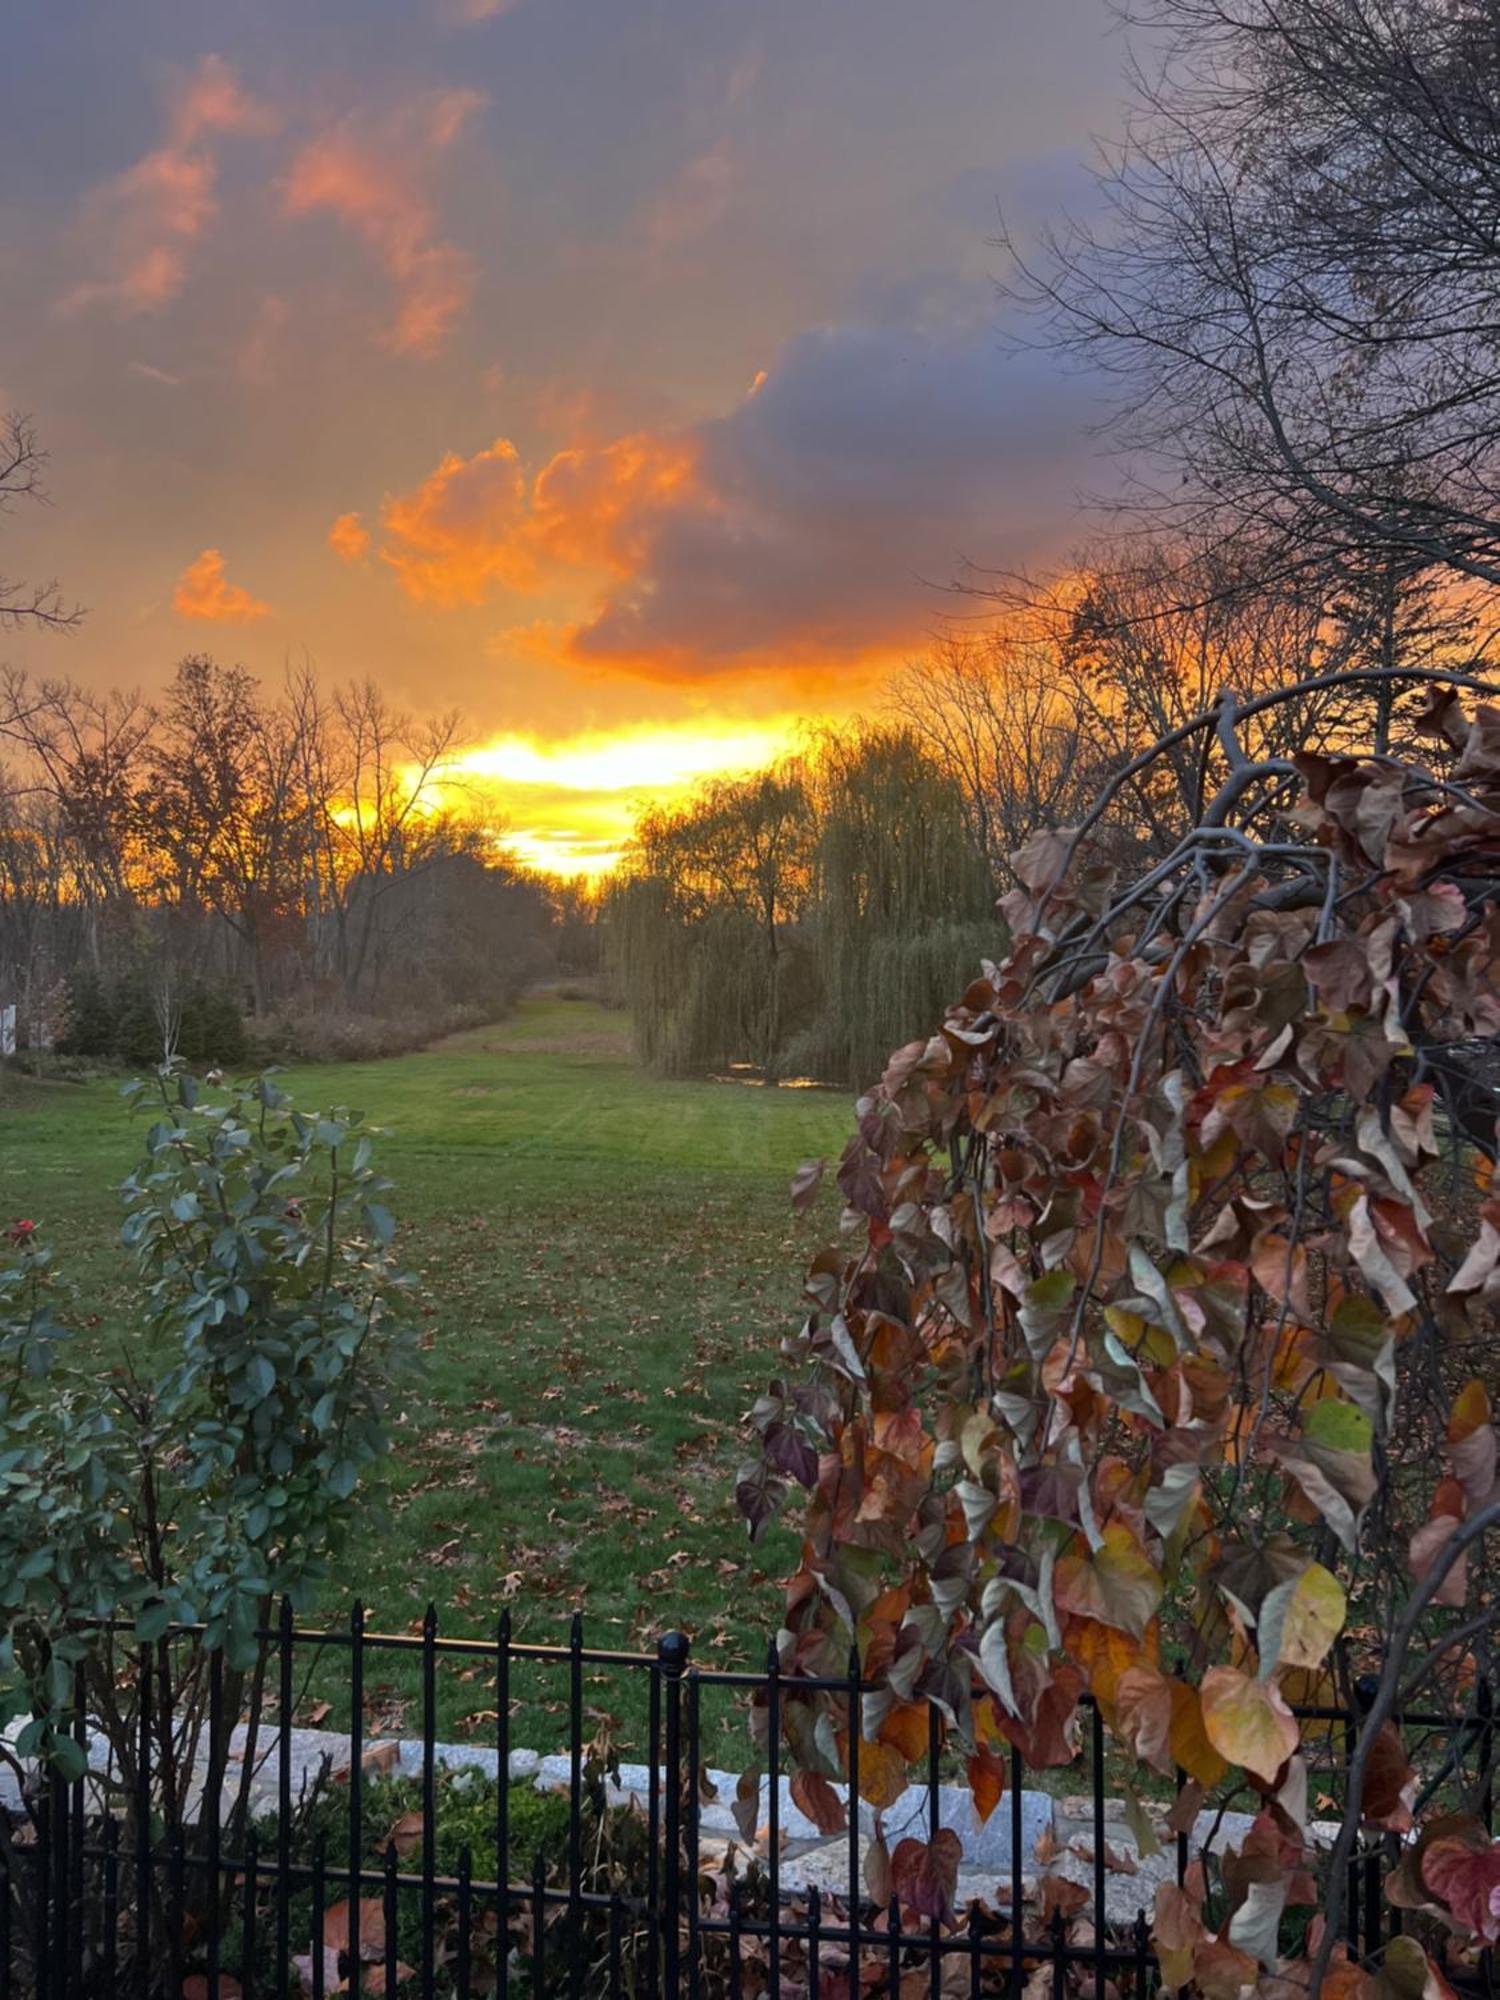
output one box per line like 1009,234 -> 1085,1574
890,629 -> 1095,875
0,414 -> 82,634
325,680 -> 465,1004
0,772 -> 73,1042
0,635 -> 567,1053
928,529 -> 1497,877
1015,0 -> 1500,596
0,670 -> 154,962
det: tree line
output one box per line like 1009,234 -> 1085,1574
0,642 -> 592,1063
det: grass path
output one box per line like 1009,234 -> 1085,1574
0,1000 -> 853,1754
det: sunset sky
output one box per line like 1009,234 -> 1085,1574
0,0 -> 1127,873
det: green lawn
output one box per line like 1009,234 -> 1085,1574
0,999 -> 853,1757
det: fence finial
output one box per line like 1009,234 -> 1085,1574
656,1628 -> 690,1672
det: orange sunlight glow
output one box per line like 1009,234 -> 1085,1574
432,717 -> 810,879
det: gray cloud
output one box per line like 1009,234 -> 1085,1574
572,304 -> 1107,677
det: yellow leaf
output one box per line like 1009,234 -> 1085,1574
1259,1562 -> 1346,1674
849,1734 -> 908,1810
1071,1619 -> 1158,1704
1168,1680 -> 1230,1789
1449,1378 -> 1491,1441
1200,1666 -> 1299,1783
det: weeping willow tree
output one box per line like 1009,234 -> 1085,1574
603,764 -> 816,1077
605,728 -> 999,1084
784,725 -> 1001,1085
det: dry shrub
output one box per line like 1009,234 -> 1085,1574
248,1001 -> 497,1065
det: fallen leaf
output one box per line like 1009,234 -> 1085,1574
384,1810 -> 425,1861
1038,1875 -> 1089,1921
321,1899 -> 391,1961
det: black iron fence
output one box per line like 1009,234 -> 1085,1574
0,1606 -> 1492,1998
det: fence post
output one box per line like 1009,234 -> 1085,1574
929,1702 -> 943,2000
1479,1676 -> 1494,1835
727,1877 -> 743,2000
496,1609 -> 511,2000
208,1647 -> 223,2000
101,1815 -> 118,1999
1354,1671 -> 1381,1963
568,1612 -> 584,1999
686,1665 -> 702,1994
275,1600 -> 292,2000
847,1645 -> 862,2000
69,1665 -> 85,2000
420,1603 -> 438,1998
657,1631 -> 691,2000
647,1658 -> 662,1998
34,1775 -> 49,2000
348,1601 -> 364,1992
1480,1677 -> 1495,1997
766,1637 -> 781,1996
52,1767 -> 67,2000
1090,1700 -> 1106,2000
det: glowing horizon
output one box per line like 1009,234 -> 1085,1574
431,715 -> 815,879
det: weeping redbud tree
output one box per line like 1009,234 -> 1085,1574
741,668 -> 1500,1995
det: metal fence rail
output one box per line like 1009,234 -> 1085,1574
0,1606 -> 1491,1997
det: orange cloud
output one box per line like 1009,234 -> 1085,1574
377,431 -> 698,605
357,308 -> 1099,689
281,91 -> 483,357
526,433 -> 699,570
328,511 -> 371,562
174,548 -> 271,624
60,56 -> 276,318
380,439 -> 528,604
